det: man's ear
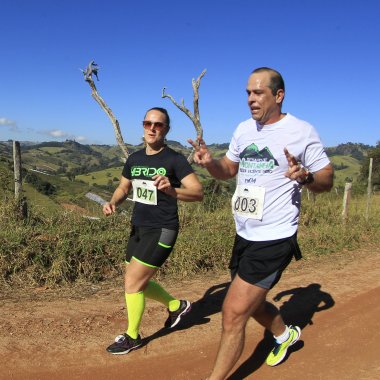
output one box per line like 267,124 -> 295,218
276,89 -> 285,104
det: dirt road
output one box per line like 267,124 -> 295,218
1,244 -> 379,380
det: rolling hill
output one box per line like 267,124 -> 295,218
0,140 -> 375,215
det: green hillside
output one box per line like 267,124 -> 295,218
329,155 -> 361,186
77,166 -> 124,186
1,140 -> 376,217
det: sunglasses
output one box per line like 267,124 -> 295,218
142,121 -> 167,129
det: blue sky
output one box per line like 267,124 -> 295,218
1,0 -> 379,148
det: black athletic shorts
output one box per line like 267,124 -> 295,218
229,233 -> 302,289
125,225 -> 178,268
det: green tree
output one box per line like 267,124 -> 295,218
360,141 -> 380,186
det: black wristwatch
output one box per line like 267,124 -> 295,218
297,170 -> 314,186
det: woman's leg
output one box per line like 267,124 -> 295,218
124,259 -> 157,338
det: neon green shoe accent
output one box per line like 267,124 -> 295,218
266,326 -> 301,366
168,299 -> 180,312
158,242 -> 171,248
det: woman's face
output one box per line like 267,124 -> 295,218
143,110 -> 169,148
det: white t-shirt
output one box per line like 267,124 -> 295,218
226,113 -> 330,241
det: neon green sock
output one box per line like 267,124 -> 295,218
144,280 -> 180,312
125,291 -> 145,339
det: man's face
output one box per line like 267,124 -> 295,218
246,72 -> 284,125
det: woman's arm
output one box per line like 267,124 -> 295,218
153,173 -> 203,202
103,176 -> 132,215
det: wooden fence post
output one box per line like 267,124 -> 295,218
365,158 -> 373,221
306,189 -> 316,203
13,141 -> 27,219
341,182 -> 352,220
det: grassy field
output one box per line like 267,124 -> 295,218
1,188 -> 379,288
77,166 -> 124,186
1,141 -> 378,288
329,155 -> 361,186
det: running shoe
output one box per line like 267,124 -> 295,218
164,300 -> 192,328
106,333 -> 142,355
266,325 -> 301,366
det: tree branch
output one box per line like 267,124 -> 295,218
162,69 -> 206,162
81,61 -> 129,159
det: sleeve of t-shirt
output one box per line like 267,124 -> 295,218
301,126 -> 331,173
225,128 -> 240,163
173,153 -> 194,182
121,157 -> 132,179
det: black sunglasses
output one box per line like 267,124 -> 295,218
142,121 -> 167,129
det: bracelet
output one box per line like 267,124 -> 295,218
297,170 -> 314,185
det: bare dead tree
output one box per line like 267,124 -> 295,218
162,69 -> 206,162
81,61 -> 129,159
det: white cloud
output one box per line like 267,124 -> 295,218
0,117 -> 16,127
48,129 -> 69,138
0,117 -> 19,131
45,129 -> 88,143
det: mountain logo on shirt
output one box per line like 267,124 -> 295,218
239,143 -> 279,175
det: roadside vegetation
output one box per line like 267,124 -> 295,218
1,186 -> 379,288
1,140 -> 379,288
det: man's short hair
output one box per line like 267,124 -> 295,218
252,67 -> 285,96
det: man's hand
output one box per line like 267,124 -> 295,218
188,137 -> 213,168
284,148 -> 309,183
103,202 -> 116,216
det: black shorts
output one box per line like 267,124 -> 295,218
126,225 -> 178,268
229,233 -> 302,289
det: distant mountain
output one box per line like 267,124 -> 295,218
1,140 -> 377,173
325,142 -> 372,161
1,139 -> 377,215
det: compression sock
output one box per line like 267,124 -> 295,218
144,280 -> 180,312
125,291 -> 145,339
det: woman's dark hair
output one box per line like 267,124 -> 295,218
145,107 -> 170,128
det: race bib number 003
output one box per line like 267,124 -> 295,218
232,185 -> 265,220
132,179 -> 157,205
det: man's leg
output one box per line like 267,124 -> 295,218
251,300 -> 285,336
208,274 -> 269,380
252,297 -> 301,367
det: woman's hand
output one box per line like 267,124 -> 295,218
152,175 -> 175,196
103,202 -> 116,216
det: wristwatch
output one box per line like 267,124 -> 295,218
297,169 -> 314,185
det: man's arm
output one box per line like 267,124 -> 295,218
303,163 -> 334,193
188,138 -> 239,180
284,148 -> 334,193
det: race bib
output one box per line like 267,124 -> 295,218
132,179 -> 157,205
231,185 -> 265,220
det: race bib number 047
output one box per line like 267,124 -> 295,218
132,179 -> 157,205
232,185 -> 265,220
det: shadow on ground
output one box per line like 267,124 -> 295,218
142,281 -> 230,346
228,283 -> 335,379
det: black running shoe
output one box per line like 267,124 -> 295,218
106,333 -> 142,355
164,300 -> 192,328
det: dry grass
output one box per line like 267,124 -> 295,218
1,191 -> 379,287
